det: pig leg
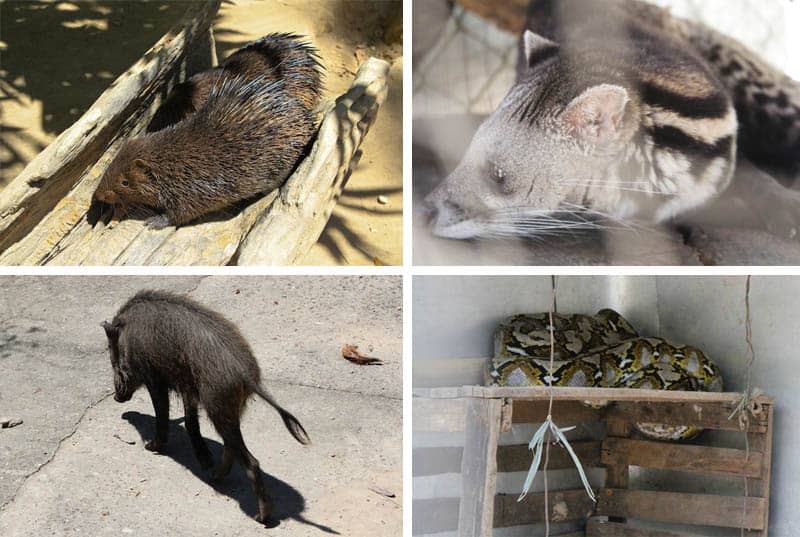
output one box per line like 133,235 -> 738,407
145,381 -> 169,452
211,412 -> 273,523
211,446 -> 235,480
182,393 -> 213,469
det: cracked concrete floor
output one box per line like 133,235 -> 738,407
0,276 -> 401,536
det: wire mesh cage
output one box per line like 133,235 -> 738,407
413,0 -> 795,118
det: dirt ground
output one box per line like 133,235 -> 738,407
0,0 -> 403,265
0,276 -> 402,536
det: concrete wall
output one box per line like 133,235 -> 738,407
413,275 -> 799,537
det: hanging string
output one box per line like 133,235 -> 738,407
518,277 -> 595,527
731,275 -> 758,537
542,275 -> 558,537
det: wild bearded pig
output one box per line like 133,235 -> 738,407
102,290 -> 310,523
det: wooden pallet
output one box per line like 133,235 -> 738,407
414,386 -> 774,537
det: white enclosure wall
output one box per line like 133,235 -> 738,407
413,275 -> 799,537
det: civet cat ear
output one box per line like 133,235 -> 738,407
523,30 -> 559,67
561,84 -> 630,147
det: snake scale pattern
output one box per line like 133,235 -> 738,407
487,309 -> 724,440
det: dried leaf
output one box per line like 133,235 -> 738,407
0,417 -> 23,429
369,486 -> 395,498
342,344 -> 383,365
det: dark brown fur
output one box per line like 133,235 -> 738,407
147,33 -> 323,132
102,290 -> 310,524
92,33 -> 324,228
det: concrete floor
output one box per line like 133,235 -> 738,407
0,276 -> 402,536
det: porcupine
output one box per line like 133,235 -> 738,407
93,33 -> 324,228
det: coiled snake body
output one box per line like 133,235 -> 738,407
488,309 -> 723,440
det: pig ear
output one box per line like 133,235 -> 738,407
101,320 -> 122,336
560,84 -> 630,147
523,30 -> 559,67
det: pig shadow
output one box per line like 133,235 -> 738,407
122,411 -> 338,534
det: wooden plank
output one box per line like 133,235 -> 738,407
610,401 -> 768,433
413,397 -> 465,432
458,398 -> 502,537
493,489 -> 595,527
601,438 -> 763,478
587,518 -> 709,537
419,386 -> 773,405
744,402 -> 774,537
412,440 -> 601,476
513,399 -> 605,425
236,58 -> 390,265
604,416 -> 632,525
498,441 -> 602,473
596,488 -> 766,530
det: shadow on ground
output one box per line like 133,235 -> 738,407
122,410 -> 338,534
0,1 -> 194,186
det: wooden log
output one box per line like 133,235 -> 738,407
236,57 -> 390,265
458,398 -> 502,537
494,489 -> 595,527
0,0 -> 221,255
498,441 -> 602,473
601,437 -> 763,478
609,401 -> 769,433
596,488 -> 766,530
587,518 -> 708,537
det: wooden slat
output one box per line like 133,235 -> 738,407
497,441 -> 602,473
418,386 -> 774,406
494,489 -> 595,527
610,401 -> 768,433
513,399 -> 605,425
458,398 -> 502,537
596,488 -> 766,530
601,438 -> 763,478
744,403 -> 774,537
604,416 -> 632,525
587,518 -> 708,537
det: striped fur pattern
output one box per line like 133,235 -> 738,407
488,309 -> 723,440
425,0 -> 799,240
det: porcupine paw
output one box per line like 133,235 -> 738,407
145,214 -> 173,230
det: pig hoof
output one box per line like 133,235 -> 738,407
255,511 -> 273,525
145,440 -> 164,452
